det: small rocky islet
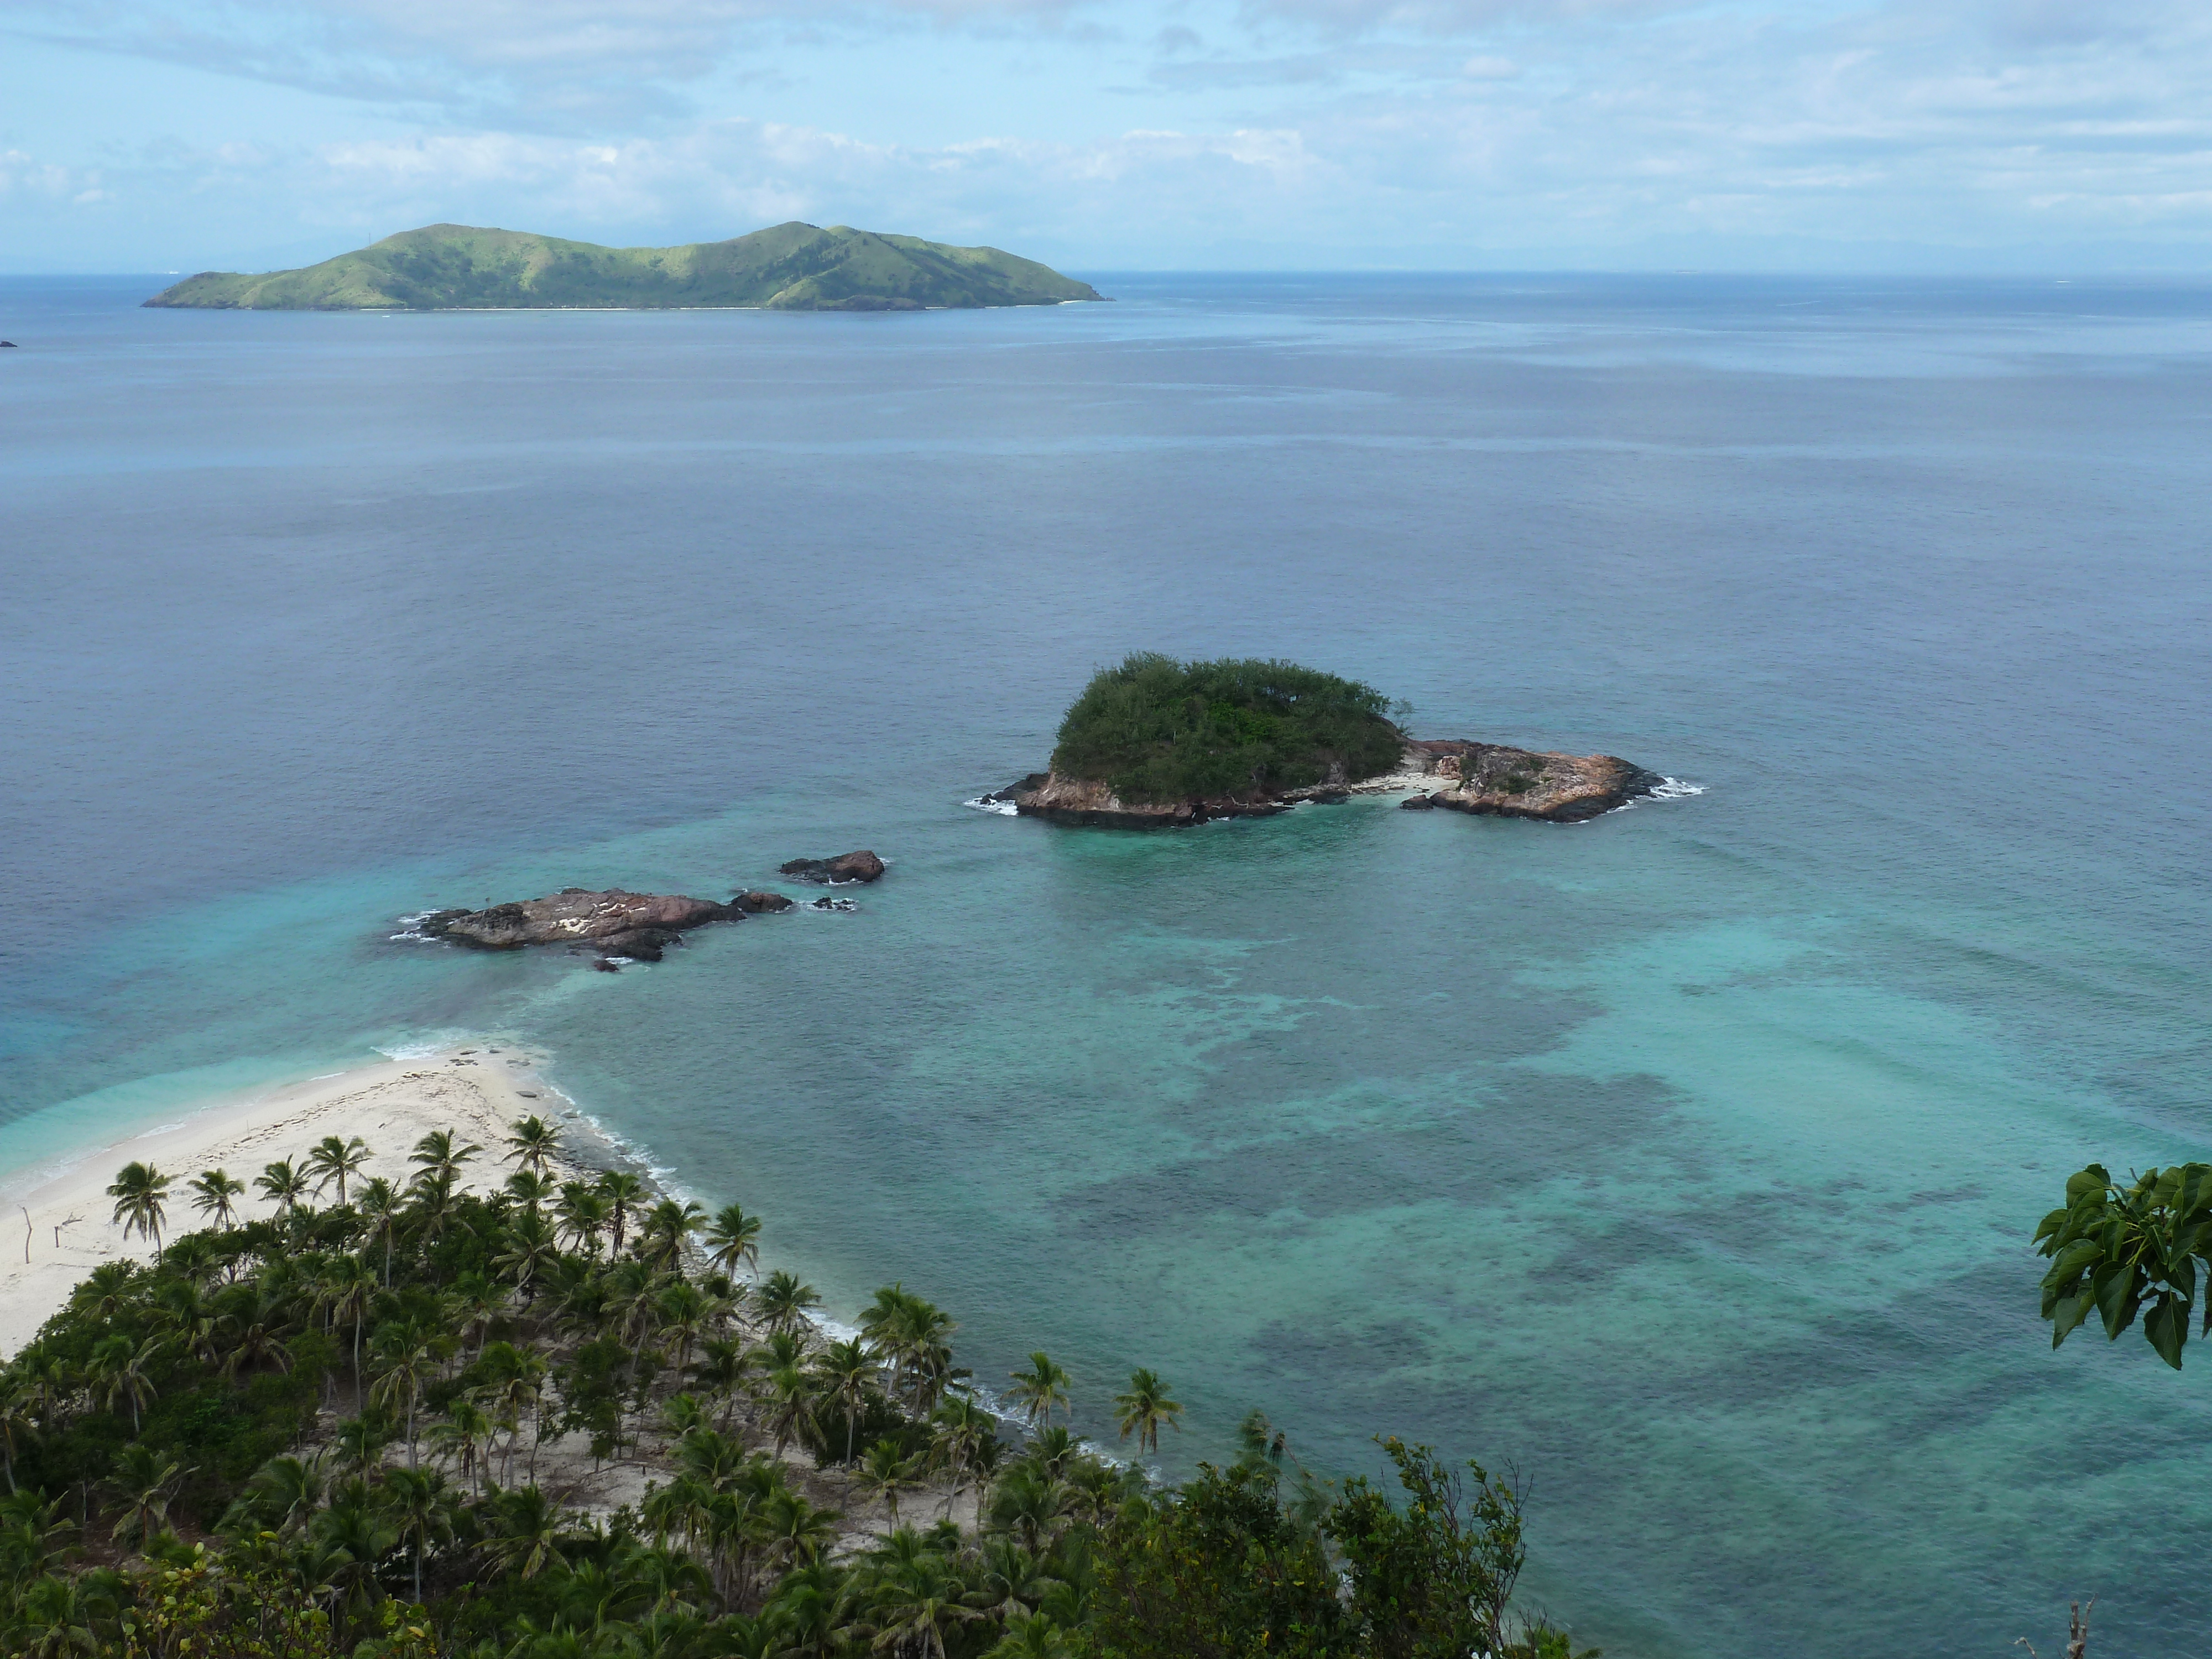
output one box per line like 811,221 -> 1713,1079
990,653 -> 1665,828
414,849 -> 884,967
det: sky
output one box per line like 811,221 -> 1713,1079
3,0 -> 2211,272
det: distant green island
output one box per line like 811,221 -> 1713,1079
142,222 -> 1104,312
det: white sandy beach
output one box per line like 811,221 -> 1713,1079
0,1046 -> 603,1361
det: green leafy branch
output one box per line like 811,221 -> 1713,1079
2034,1161 -> 2212,1369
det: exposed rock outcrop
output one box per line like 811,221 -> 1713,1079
1404,740 -> 1662,822
996,772 -> 1293,829
997,740 -> 1660,827
733,890 -> 796,913
416,890 -> 738,959
779,851 -> 885,884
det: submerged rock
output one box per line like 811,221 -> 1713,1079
779,850 -> 885,884
416,890 -> 738,956
808,896 -> 858,912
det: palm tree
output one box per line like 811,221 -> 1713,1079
409,1128 -> 481,1184
987,1614 -> 1075,1659
186,1168 -> 244,1231
852,1438 -> 922,1525
753,1269 -> 822,1337
160,1232 -> 220,1286
861,1284 -> 957,1412
405,1170 -> 467,1258
606,1260 -> 664,1347
1026,1425 -> 1081,1482
769,1561 -> 853,1658
103,1443 -> 189,1548
655,1280 -> 713,1377
304,1135 -> 372,1206
554,1183 -> 609,1255
69,1260 -> 136,1322
216,1284 -> 294,1380
929,1394 -> 999,1519
690,1337 -> 757,1430
153,1277 -> 221,1366
503,1169 -> 555,1216
868,1549 -> 983,1659
427,1399 -> 494,1498
483,1482 -> 564,1578
370,1322 -> 451,1470
1006,1352 -> 1072,1427
17,1569 -> 106,1659
492,1211 -> 560,1299
254,1159 -> 310,1219
332,1412 -> 398,1481
810,1337 -> 878,1466
106,1162 -> 171,1258
972,1538 -> 1058,1630
759,1488 -> 841,1572
477,1341 -> 548,1483
320,1254 -> 377,1409
638,1198 -> 706,1271
1064,1458 -> 1132,1528
761,1366 -> 817,1460
88,1333 -> 165,1432
596,1171 -> 646,1255
356,1176 -> 403,1286
310,1484 -> 397,1612
0,1378 -> 35,1494
503,1114 -> 562,1177
381,1464 -> 457,1604
704,1202 -> 763,1280
1113,1368 -> 1183,1458
448,1271 -> 508,1363
989,1467 -> 1072,1556
231,1452 -> 326,1538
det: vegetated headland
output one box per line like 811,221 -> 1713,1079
142,223 -> 1104,313
989,653 -> 1664,828
0,1048 -> 1597,1658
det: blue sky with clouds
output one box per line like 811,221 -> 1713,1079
4,0 -> 2211,272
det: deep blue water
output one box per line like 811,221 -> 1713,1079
6,271 -> 2212,1656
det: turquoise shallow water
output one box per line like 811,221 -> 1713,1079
6,273 -> 2212,1656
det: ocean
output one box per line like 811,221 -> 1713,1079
4,270 -> 2211,1656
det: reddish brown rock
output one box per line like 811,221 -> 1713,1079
997,738 -> 1660,828
417,890 -> 738,952
779,850 -> 885,884
1001,773 -> 1288,830
1409,740 -> 1660,822
733,890 -> 796,913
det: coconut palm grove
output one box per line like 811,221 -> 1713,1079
0,1117 -> 1593,1657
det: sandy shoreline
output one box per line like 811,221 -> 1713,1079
0,1046 -> 618,1361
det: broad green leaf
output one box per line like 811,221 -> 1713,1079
2146,1297 -> 2188,1369
2050,1292 -> 2094,1347
2094,1260 -> 2143,1339
2065,1166 -> 2111,1204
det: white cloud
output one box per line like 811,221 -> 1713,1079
11,0 -> 2212,268
0,150 -> 101,200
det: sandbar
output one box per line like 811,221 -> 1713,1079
0,1047 -> 611,1361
